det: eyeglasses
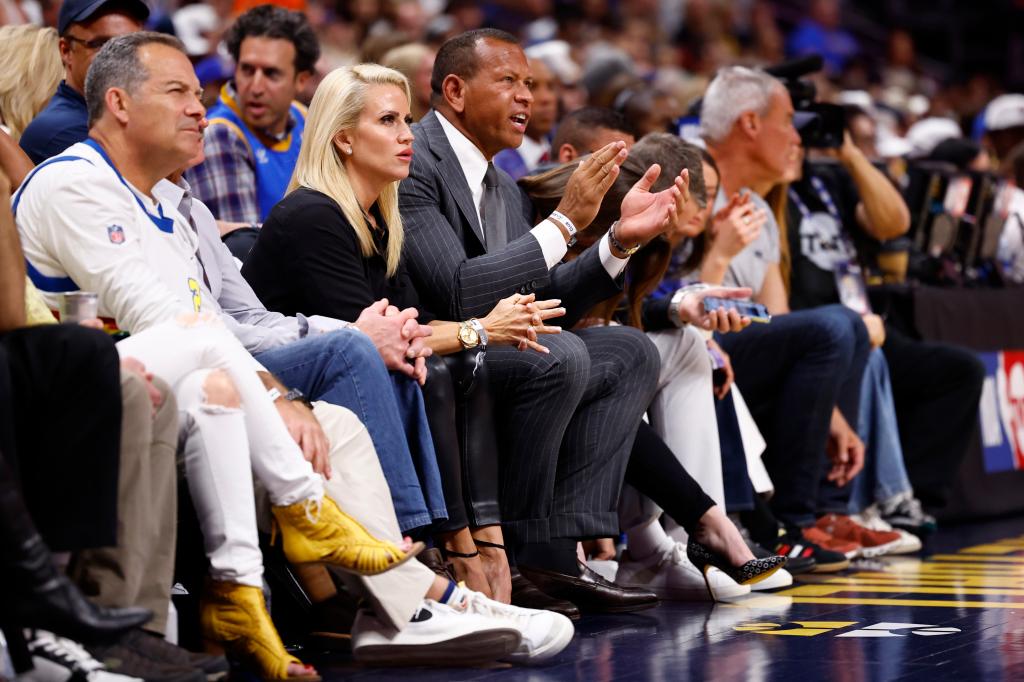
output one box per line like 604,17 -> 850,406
63,34 -> 114,51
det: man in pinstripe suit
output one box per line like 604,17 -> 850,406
399,29 -> 704,613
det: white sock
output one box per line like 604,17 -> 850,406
625,518 -> 675,561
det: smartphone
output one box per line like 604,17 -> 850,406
703,296 -> 772,323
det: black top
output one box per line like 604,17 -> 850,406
19,82 -> 89,165
242,187 -> 433,323
786,161 -> 880,311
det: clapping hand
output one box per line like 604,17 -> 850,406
612,165 -> 693,250
709,192 -> 767,259
554,141 -> 628,232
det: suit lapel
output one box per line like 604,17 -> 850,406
420,111 -> 486,248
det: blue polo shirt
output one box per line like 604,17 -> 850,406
20,81 -> 89,164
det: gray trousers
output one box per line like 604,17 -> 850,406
71,372 -> 178,633
485,325 -> 660,545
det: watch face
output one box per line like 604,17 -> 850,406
458,324 -> 479,347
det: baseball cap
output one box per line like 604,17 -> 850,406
58,0 -> 150,35
905,116 -> 961,157
985,94 -> 1024,132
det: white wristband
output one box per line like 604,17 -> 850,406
544,210 -> 577,245
468,318 -> 488,350
267,387 -> 282,402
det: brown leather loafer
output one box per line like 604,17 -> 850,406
519,561 -> 659,614
509,568 -> 580,621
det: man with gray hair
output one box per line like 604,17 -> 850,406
696,65 -> 877,571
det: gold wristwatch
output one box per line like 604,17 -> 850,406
458,320 -> 480,350
457,318 -> 488,351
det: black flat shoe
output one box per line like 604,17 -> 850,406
687,539 -> 787,586
509,568 -> 580,621
519,561 -> 659,614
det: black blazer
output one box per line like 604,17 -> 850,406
242,187 -> 432,323
398,110 -> 621,327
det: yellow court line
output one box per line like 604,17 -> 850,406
782,584 -> 1024,597
830,577 -> 1024,588
787,596 -> 1024,609
883,564 -> 1022,573
934,554 -> 1024,563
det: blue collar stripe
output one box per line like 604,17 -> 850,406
26,258 -> 79,293
11,155 -> 91,215
83,138 -> 175,234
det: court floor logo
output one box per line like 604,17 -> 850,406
734,621 -> 962,638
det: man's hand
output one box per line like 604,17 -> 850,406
120,356 -> 164,414
708,192 -> 766,260
276,398 -> 332,479
613,165 -> 691,250
555,141 -> 628,232
354,299 -> 433,383
677,286 -> 754,333
824,130 -> 862,167
862,313 -> 886,349
826,409 -> 864,487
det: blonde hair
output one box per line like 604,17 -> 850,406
289,64 -> 411,277
0,25 -> 62,140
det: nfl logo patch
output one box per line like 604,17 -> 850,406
107,224 -> 125,244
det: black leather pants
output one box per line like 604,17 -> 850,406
420,350 -> 502,533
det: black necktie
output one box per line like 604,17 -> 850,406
481,162 -> 507,252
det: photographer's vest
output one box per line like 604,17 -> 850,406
206,85 -> 307,221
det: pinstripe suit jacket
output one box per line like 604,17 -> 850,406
399,110 -> 621,325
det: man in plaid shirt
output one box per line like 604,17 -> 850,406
187,5 -> 317,260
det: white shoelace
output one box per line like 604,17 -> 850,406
30,630 -> 105,673
461,589 -> 531,629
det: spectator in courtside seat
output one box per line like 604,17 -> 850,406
19,0 -> 148,164
187,4 -> 319,260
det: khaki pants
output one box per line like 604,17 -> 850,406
312,402 -> 435,630
71,371 -> 179,633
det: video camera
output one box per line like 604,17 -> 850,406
765,55 -> 845,149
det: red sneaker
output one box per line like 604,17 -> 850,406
803,525 -> 861,560
815,514 -> 903,558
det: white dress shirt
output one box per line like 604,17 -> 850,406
435,112 -> 629,279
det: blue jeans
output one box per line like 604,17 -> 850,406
718,305 -> 868,527
847,349 -> 913,513
254,330 -> 447,532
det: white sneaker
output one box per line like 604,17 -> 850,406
853,509 -> 922,554
458,587 -> 575,664
615,543 -> 750,601
749,567 -> 793,591
19,630 -> 142,682
352,599 -> 521,666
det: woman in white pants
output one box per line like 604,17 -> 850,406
115,314 -> 417,680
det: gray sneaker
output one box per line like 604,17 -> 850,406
85,640 -> 204,682
119,630 -> 228,681
879,494 -> 937,536
23,630 -> 140,681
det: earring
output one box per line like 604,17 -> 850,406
346,147 -> 353,155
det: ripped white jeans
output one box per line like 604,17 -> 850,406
116,316 -> 323,586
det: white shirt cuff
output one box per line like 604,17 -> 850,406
599,232 -> 629,279
530,220 -> 569,270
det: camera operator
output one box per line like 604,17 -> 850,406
785,107 -> 985,516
